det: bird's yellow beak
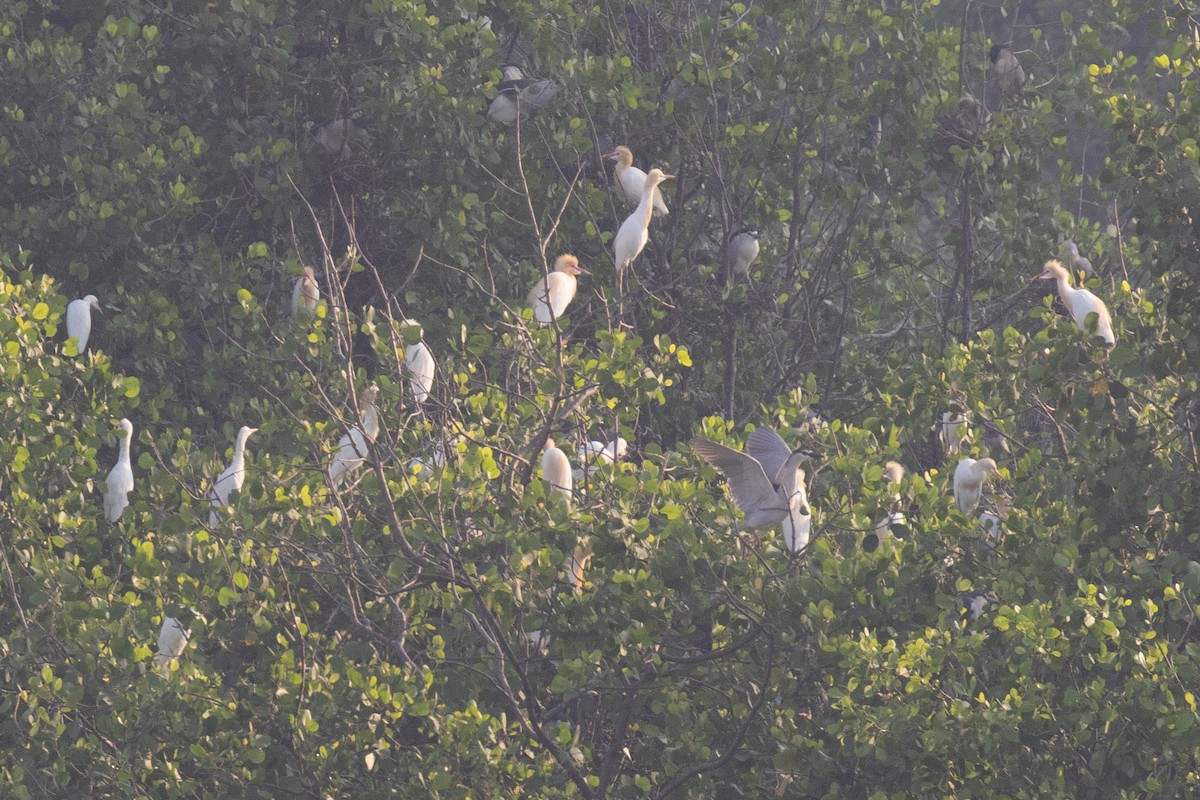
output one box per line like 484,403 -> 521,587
662,174 -> 676,181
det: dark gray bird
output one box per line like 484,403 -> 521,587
692,428 -> 816,541
727,227 -> 760,281
487,65 -> 559,124
989,44 -> 1025,99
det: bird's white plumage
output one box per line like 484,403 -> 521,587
614,168 -> 673,274
781,469 -> 812,553
528,254 -> 587,324
953,457 -> 998,515
1033,260 -> 1115,347
406,342 -> 435,405
208,425 -> 258,525
692,430 -> 812,534
329,386 -> 381,488
66,295 -> 100,353
292,266 -> 319,318
608,146 -> 669,217
728,229 -> 760,280
574,436 -> 629,481
104,418 -> 135,523
541,439 -> 573,506
154,617 -> 189,669
940,412 -> 968,456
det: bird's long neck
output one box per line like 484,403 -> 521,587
119,431 -> 132,463
361,405 -> 379,441
636,184 -> 656,230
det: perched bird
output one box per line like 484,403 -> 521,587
980,510 -> 1004,551
858,115 -> 883,150
154,617 -> 189,670
875,460 -> 907,539
605,146 -> 669,217
207,426 -> 258,525
104,418 -> 135,523
953,457 -> 998,515
565,536 -> 593,592
487,65 -> 559,124
933,96 -> 991,154
402,320 -> 436,406
692,428 -> 815,540
329,386 -> 381,488
961,590 -> 996,621
940,412 -> 969,456
1061,240 -> 1095,278
407,441 -> 446,482
574,436 -> 629,481
528,254 -> 589,324
989,44 -> 1025,98
66,294 -> 101,353
313,118 -> 371,160
1031,259 -> 1115,348
727,228 -> 760,281
613,168 -> 674,275
541,439 -> 573,506
292,266 -> 319,318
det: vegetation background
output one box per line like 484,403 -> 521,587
2,0 -> 1199,797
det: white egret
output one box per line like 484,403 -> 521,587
953,457 -> 998,515
329,386 -> 381,488
940,412 -> 969,456
1032,259 -> 1115,348
1061,240 -> 1095,278
874,460 -> 907,539
692,428 -> 815,538
66,294 -> 100,353
605,146 -> 669,217
207,425 -> 258,525
541,439 -> 573,506
401,319 -> 435,406
528,254 -> 589,324
487,65 -> 559,124
565,537 -> 593,593
727,228 -> 760,281
613,168 -> 674,275
961,590 -> 995,621
103,418 -> 135,523
407,441 -> 446,482
574,436 -> 629,481
292,266 -> 319,318
154,617 -> 189,669
989,44 -> 1025,98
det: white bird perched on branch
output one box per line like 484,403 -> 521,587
401,319 -> 435,406
66,294 -> 100,354
208,426 -> 258,525
154,617 -> 189,671
940,412 -> 969,456
329,386 -> 381,489
574,436 -> 629,481
104,418 -> 135,523
528,254 -> 589,324
953,457 -> 998,515
613,168 -> 674,276
962,590 -> 996,621
727,228 -> 760,281
605,146 -> 669,217
692,428 -> 816,546
487,65 -> 559,124
541,439 -> 573,506
1031,259 -> 1115,348
292,266 -> 319,318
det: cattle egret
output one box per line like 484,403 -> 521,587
565,537 -> 593,592
407,441 -> 446,482
1061,240 -> 1095,278
940,412 -> 969,456
292,266 -> 319,318
329,386 -> 381,488
873,460 -> 907,539
207,426 -> 258,525
541,439 -> 573,506
574,436 -> 629,481
66,294 -> 100,353
487,65 -> 559,124
103,418 -> 135,523
989,44 -> 1025,98
692,428 -> 815,537
613,168 -> 674,275
154,617 -> 189,669
727,228 -> 760,281
605,146 -> 669,217
401,320 -> 435,406
1031,259 -> 1115,348
961,590 -> 995,621
953,457 -> 998,515
528,254 -> 589,324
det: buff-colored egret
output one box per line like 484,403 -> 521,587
207,426 -> 258,525
541,439 -> 573,506
401,319 -> 435,406
292,266 -> 319,318
1032,259 -> 1115,348
692,428 -> 815,538
487,65 -> 559,124
874,460 -> 907,539
103,418 -> 135,523
329,386 -> 381,488
154,617 -> 189,670
614,168 -> 674,275
727,228 -> 760,281
1061,240 -> 1094,278
66,294 -> 100,353
989,44 -> 1025,98
961,590 -> 995,621
605,146 -> 669,217
940,412 -> 968,456
574,436 -> 629,481
953,457 -> 998,515
528,254 -> 589,324
565,536 -> 593,593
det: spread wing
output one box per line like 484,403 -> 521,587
746,427 -> 792,483
691,437 -> 778,517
